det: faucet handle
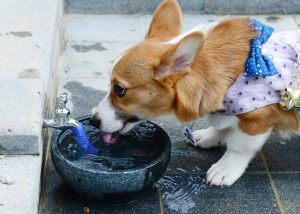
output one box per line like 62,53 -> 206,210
58,92 -> 68,108
56,92 -> 70,117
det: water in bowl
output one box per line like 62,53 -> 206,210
58,121 -> 167,171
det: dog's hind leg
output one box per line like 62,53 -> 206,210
192,127 -> 229,148
206,127 -> 272,187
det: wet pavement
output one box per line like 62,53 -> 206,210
39,14 -> 300,213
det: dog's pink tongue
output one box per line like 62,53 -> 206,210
103,132 -> 118,144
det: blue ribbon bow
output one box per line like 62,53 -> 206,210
244,19 -> 278,77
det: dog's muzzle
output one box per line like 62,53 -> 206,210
90,113 -> 100,128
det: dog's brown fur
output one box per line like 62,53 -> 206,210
146,0 -> 182,41
175,18 -> 258,120
237,104 -> 299,136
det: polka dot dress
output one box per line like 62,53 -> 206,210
221,20 -> 300,116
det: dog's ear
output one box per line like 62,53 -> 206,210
145,0 -> 182,40
153,32 -> 205,87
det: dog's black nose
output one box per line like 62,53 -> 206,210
90,113 -> 100,128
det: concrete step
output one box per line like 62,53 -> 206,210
0,155 -> 42,214
0,0 -> 64,213
64,0 -> 300,15
0,79 -> 44,155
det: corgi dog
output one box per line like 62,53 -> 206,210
90,0 -> 300,187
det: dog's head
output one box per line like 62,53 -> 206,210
90,0 -> 205,143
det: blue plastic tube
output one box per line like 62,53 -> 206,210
71,122 -> 98,154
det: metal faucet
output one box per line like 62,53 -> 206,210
43,92 -> 79,130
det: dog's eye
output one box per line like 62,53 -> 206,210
114,84 -> 126,97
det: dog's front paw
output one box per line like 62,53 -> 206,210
206,157 -> 246,187
192,127 -> 226,148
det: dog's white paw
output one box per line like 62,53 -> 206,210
204,126 -> 272,187
192,127 -> 226,148
206,163 -> 244,187
206,155 -> 247,187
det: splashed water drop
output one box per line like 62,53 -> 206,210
159,175 -> 207,213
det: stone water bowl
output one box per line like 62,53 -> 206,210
51,116 -> 171,203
